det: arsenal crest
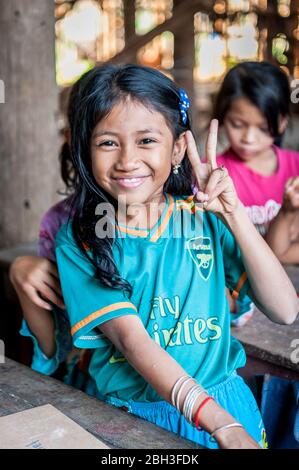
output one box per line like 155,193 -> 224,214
186,236 -> 214,281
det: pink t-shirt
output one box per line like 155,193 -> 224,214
217,146 -> 299,235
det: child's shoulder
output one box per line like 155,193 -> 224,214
40,195 -> 74,232
277,146 -> 299,167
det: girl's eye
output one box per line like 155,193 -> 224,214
230,120 -> 243,129
260,127 -> 269,134
140,138 -> 156,145
95,140 -> 117,147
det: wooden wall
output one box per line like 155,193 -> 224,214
0,0 -> 60,248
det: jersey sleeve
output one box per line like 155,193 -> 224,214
19,307 -> 72,376
55,229 -> 138,349
218,219 -> 250,301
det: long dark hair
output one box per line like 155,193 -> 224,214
213,61 -> 291,146
69,63 -> 193,294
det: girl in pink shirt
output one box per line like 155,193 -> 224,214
213,61 -> 299,325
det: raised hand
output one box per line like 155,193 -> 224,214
283,176 -> 299,212
185,119 -> 239,216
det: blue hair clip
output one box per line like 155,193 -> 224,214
179,88 -> 190,124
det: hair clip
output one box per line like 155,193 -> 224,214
179,88 -> 190,125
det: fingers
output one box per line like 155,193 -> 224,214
194,166 -> 227,202
46,261 -> 60,279
35,281 -> 65,309
42,273 -> 63,297
194,166 -> 230,208
195,180 -> 227,206
286,176 -> 299,192
285,177 -> 295,190
205,166 -> 227,197
205,119 -> 218,170
24,284 -> 53,311
185,130 -> 203,185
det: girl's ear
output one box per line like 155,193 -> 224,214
172,132 -> 187,165
279,116 -> 288,134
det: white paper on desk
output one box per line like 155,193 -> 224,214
0,404 -> 110,449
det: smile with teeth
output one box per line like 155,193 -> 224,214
114,176 -> 150,188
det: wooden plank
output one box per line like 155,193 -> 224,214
0,1 -> 60,249
233,265 -> 299,374
108,0 -> 213,64
0,358 -> 200,449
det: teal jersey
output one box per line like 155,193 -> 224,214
55,194 -> 249,403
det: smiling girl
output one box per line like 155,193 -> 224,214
17,64 -> 298,449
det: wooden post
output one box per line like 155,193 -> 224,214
123,0 -> 136,47
0,0 -> 59,249
172,1 -> 196,130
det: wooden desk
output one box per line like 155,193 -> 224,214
233,265 -> 299,381
0,358 -> 199,449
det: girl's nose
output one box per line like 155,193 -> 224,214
242,127 -> 256,144
114,147 -> 139,172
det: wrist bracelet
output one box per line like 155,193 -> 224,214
209,422 -> 244,443
171,375 -> 190,407
194,396 -> 214,430
175,377 -> 194,412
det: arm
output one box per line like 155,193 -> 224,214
9,255 -> 65,357
223,201 -> 298,324
266,177 -> 299,265
186,122 -> 298,326
266,209 -> 299,264
99,315 -> 260,449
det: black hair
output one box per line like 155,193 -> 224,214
59,141 -> 77,194
213,61 -> 291,146
69,63 -> 193,294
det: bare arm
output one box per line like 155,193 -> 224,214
9,256 -> 64,357
266,209 -> 299,264
266,177 -> 299,265
99,314 -> 260,449
14,287 -> 56,358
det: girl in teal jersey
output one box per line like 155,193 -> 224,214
20,64 -> 298,449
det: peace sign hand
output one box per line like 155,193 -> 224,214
186,119 -> 239,216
